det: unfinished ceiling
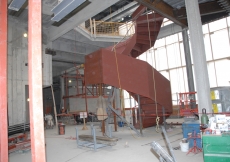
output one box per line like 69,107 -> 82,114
7,0 -> 230,77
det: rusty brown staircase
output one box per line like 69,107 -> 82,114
84,5 -> 172,129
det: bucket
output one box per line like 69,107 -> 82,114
58,123 -> 65,135
180,141 -> 189,152
181,138 -> 187,143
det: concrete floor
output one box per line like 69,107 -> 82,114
9,123 -> 203,162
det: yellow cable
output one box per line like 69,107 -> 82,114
147,11 -> 160,133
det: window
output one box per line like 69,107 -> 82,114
155,47 -> 168,70
210,29 -> 230,59
166,43 -> 181,68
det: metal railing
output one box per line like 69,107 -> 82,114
79,19 -> 135,38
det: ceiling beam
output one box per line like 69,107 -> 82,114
173,1 -> 226,20
48,0 -> 119,42
134,0 -> 187,27
101,1 -> 138,21
52,59 -> 83,64
157,23 -> 183,39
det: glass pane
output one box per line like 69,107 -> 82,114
166,43 -> 181,68
210,29 -> 230,59
203,34 -> 213,61
139,52 -> 146,61
155,38 -> 165,48
166,34 -> 178,44
209,18 -> 227,32
124,99 -> 130,108
227,16 -> 230,27
169,68 -> 186,94
155,47 -> 168,70
202,24 -> 209,34
146,50 -> 155,67
180,42 -> 186,66
215,60 -> 230,86
183,67 -> 189,92
123,90 -> 130,99
160,71 -> 169,80
178,33 -> 182,41
172,93 -> 179,105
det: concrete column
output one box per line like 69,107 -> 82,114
185,0 -> 212,114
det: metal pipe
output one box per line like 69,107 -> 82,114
0,1 -> 8,161
93,18 -> 96,38
84,70 -> 88,114
98,83 -> 105,135
76,69 -> 79,95
65,71 -> 68,111
113,99 -> 117,132
161,126 -> 177,162
51,85 -> 58,134
162,107 -> 166,129
90,18 -> 93,37
28,0 -> 46,161
137,95 -> 143,135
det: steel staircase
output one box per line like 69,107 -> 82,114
85,5 -> 172,129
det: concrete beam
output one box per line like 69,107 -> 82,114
74,26 -> 126,43
48,0 -> 119,41
101,1 -> 138,22
52,37 -> 101,55
157,23 -> 183,39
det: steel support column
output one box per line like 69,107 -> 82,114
60,75 -> 65,110
28,0 -> 46,161
184,0 -> 212,114
182,29 -> 195,93
0,0 -> 8,161
137,95 -> 143,135
115,88 -> 120,110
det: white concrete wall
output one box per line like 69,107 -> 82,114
7,18 -> 52,126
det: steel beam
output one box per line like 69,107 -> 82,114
137,95 -> 143,135
182,29 -> 195,93
134,0 -> 187,27
28,0 -> 46,161
0,0 -> 8,161
101,1 -> 138,22
132,5 -> 146,20
173,1 -> 225,20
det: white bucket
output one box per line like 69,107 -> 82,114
180,141 -> 189,152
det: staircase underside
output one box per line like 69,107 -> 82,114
85,49 -> 172,128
